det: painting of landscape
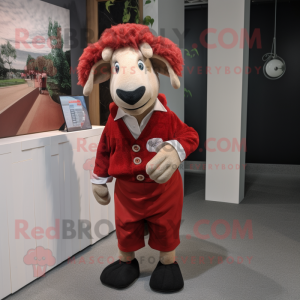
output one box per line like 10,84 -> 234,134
0,0 -> 71,139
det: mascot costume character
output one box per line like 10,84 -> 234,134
78,23 -> 199,293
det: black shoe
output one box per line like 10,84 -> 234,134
150,261 -> 184,293
100,258 -> 140,289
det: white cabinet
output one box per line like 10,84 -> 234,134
0,150 -> 12,299
0,126 -> 115,298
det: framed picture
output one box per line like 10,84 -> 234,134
0,0 -> 71,139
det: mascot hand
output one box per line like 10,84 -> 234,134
92,183 -> 111,205
146,144 -> 181,184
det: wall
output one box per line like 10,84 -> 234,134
246,1 -> 300,164
185,1 -> 300,165
41,0 -> 87,97
142,0 -> 185,180
184,6 -> 208,162
143,0 -> 158,34
205,0 -> 250,204
158,0 -> 185,121
157,0 -> 185,180
98,1 -> 139,125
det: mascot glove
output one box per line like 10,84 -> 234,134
92,183 -> 111,205
146,144 -> 181,184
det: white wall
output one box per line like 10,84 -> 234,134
206,0 -> 250,203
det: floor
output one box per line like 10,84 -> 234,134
5,165 -> 300,300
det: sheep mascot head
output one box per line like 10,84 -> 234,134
78,23 -> 183,116
77,24 -> 198,294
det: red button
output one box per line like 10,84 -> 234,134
132,144 -> 140,152
133,157 -> 142,165
136,174 -> 145,181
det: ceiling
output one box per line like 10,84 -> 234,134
185,0 -> 298,3
252,0 -> 298,2
184,0 -> 299,7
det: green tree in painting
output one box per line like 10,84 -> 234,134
43,53 -> 54,62
64,50 -> 71,68
35,56 -> 47,73
1,41 -> 17,72
26,55 -> 35,75
0,55 -> 4,68
48,18 -> 71,91
0,53 -> 6,78
26,54 -> 34,65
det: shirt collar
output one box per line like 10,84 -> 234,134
114,98 -> 167,121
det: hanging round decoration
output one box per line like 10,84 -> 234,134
262,0 -> 286,80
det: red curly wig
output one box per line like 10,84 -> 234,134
77,23 -> 184,86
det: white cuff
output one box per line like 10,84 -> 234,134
90,173 -> 113,184
155,140 -> 186,162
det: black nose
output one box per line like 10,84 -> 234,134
116,86 -> 146,105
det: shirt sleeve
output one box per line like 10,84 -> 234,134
91,173 -> 113,184
155,140 -> 186,162
93,119 -> 111,180
158,112 -> 199,160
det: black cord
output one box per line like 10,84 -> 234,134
274,0 -> 277,56
262,0 -> 278,61
274,0 -> 277,39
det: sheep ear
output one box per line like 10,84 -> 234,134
83,60 -> 111,96
150,54 -> 180,89
102,47 -> 113,61
139,43 -> 153,58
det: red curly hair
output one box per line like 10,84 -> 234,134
77,23 -> 184,86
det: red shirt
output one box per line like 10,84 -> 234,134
94,93 -> 199,182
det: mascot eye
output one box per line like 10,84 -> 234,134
114,62 -> 120,74
138,60 -> 145,71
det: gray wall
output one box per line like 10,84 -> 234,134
158,0 -> 185,122
157,0 -> 185,180
41,0 -> 86,96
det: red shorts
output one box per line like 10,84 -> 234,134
114,169 -> 183,252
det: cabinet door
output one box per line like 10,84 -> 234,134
8,153 -> 37,293
31,145 -> 56,275
0,152 -> 12,299
7,139 -> 51,293
57,141 -> 74,262
71,137 -> 92,253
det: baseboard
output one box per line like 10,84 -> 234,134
185,161 -> 300,175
